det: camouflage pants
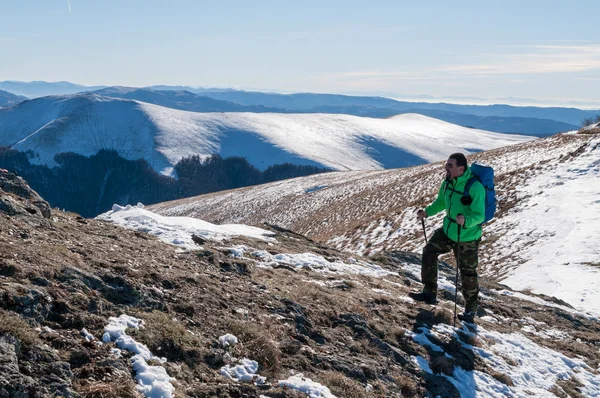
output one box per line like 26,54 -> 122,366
421,228 -> 480,312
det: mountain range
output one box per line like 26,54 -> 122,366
0,93 -> 532,175
89,88 -> 581,136
2,81 -> 598,136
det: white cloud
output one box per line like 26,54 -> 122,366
439,44 -> 600,75
323,43 -> 600,85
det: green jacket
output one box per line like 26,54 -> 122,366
425,167 -> 486,242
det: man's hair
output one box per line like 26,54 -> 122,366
449,153 -> 468,169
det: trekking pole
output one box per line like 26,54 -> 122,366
421,218 -> 428,244
453,219 -> 462,328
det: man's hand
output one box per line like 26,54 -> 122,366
456,214 -> 465,226
417,209 -> 427,221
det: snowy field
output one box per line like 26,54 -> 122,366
492,137 -> 600,314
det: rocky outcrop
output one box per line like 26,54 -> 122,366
0,170 -> 51,219
0,335 -> 37,396
580,122 -> 600,135
0,334 -> 75,397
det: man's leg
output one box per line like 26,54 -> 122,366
455,239 -> 481,316
420,228 -> 454,295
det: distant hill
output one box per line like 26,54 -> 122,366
0,89 -> 27,107
4,81 -> 595,135
397,109 -> 579,137
0,80 -> 105,98
90,87 -> 584,136
196,90 -> 599,126
89,87 -> 285,113
0,93 -> 533,175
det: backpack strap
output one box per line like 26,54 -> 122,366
463,177 -> 477,197
445,179 -> 474,196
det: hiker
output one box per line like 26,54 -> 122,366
410,153 -> 485,323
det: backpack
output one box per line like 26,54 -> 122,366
463,162 -> 496,224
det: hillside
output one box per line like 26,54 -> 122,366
396,109 -> 578,137
149,131 -> 600,318
89,87 -> 285,113
0,89 -> 27,107
0,81 -> 106,98
0,94 -> 532,175
1,171 -> 599,397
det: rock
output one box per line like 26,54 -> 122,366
0,334 -> 76,397
191,234 -> 206,245
0,171 -> 51,219
1,283 -> 53,323
0,334 -> 37,396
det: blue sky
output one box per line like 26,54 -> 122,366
1,0 -> 599,106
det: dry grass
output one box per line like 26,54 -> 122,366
457,330 -> 480,347
433,308 -> 454,325
320,371 -> 368,398
367,320 -> 388,339
357,337 -> 380,356
227,321 -> 282,373
430,355 -> 454,376
395,374 -> 420,397
0,309 -> 41,346
578,127 -> 600,135
491,371 -> 514,386
129,310 -> 197,361
77,374 -> 141,398
245,334 -> 281,372
497,353 -> 519,367
392,327 -> 406,342
285,282 -> 335,306
549,376 -> 586,398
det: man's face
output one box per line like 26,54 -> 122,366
445,158 -> 464,180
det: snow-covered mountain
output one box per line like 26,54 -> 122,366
0,89 -> 27,107
0,94 -> 533,175
0,80 -> 106,98
89,87 -> 285,113
149,131 -> 600,317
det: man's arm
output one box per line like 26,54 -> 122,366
464,181 -> 485,228
425,182 -> 446,217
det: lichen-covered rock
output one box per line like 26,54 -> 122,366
0,333 -> 77,397
0,170 -> 51,219
0,334 -> 37,397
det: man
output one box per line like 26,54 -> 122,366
410,153 -> 485,323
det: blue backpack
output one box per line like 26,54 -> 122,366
463,162 -> 496,224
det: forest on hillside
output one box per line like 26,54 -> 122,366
0,148 -> 329,217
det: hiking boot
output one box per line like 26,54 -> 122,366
457,311 -> 476,323
408,291 -> 437,305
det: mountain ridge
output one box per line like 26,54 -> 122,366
2,80 -> 598,128
0,89 -> 28,107
0,93 -> 533,176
